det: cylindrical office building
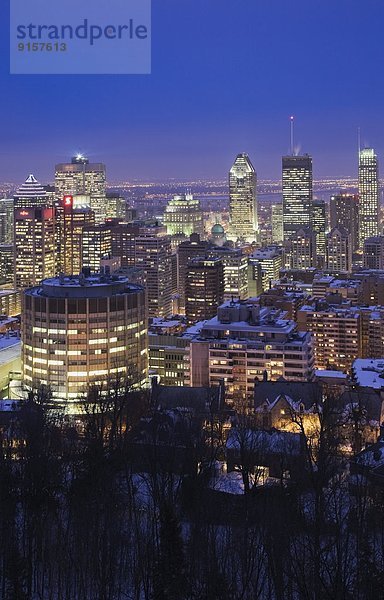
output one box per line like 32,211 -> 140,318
22,274 -> 148,402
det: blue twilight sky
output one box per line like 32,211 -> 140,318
1,0 -> 384,184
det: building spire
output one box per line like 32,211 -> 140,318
290,115 -> 295,156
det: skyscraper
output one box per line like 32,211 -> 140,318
0,199 -> 14,244
229,153 -> 258,243
14,206 -> 56,289
55,155 -> 107,224
311,199 -> 326,259
58,196 -> 95,275
330,194 -> 359,252
82,223 -> 113,272
163,192 -> 203,247
326,226 -> 352,273
271,204 -> 283,243
289,227 -> 316,270
359,148 -> 379,247
363,236 -> 384,270
14,174 -> 51,209
282,155 -> 312,240
185,257 -> 224,323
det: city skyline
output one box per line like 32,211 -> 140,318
1,0 -> 384,181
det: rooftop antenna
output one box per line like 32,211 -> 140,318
290,115 -> 295,156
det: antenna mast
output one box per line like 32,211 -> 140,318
357,126 -> 361,155
290,115 -> 295,155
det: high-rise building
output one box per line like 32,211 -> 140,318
248,246 -> 283,294
359,148 -> 379,247
105,193 -> 127,221
135,225 -> 173,318
297,306 -> 360,371
14,206 -> 56,289
14,174 -> 51,209
185,257 -> 224,323
363,236 -> 384,270
209,247 -> 248,301
177,233 -> 210,314
0,244 -> 14,284
0,199 -> 14,244
289,227 -> 316,270
163,192 -> 203,247
58,196 -> 95,275
326,226 -> 352,273
330,193 -> 359,252
191,301 -> 314,402
311,199 -> 326,259
229,153 -> 258,243
282,155 -> 312,240
271,204 -> 283,243
55,155 -> 106,224
22,274 -> 148,402
81,223 -> 113,272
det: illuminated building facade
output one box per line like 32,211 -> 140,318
22,274 -> 148,402
209,247 -> 248,301
55,155 -> 106,224
14,206 -> 56,289
82,223 -> 113,272
229,153 -> 258,243
363,236 -> 384,270
185,257 -> 224,323
359,148 -> 379,247
326,226 -> 352,273
14,174 -> 51,209
163,192 -> 203,246
271,204 -> 283,243
311,199 -> 326,259
177,233 -> 210,315
58,196 -> 95,275
330,194 -> 359,252
282,155 -> 312,240
0,199 -> 14,244
289,227 -> 316,270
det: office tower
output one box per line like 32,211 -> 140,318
58,196 -> 95,275
209,247 -> 248,301
326,226 -> 352,273
105,193 -> 127,221
163,192 -> 203,246
271,204 -> 283,243
22,274 -> 148,402
55,155 -> 106,224
14,206 -> 56,289
14,174 -> 51,209
311,199 -> 326,258
0,289 -> 21,317
0,199 -> 14,244
185,257 -> 224,323
229,153 -> 258,243
177,233 -> 210,314
363,236 -> 384,270
109,222 -> 140,267
0,244 -> 14,284
289,227 -> 316,270
81,223 -> 113,272
297,306 -> 361,371
249,246 -> 283,294
359,148 -> 379,247
282,155 -> 312,240
191,301 -> 314,401
135,225 -> 173,318
330,193 -> 359,252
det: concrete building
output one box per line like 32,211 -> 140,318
297,305 -> 361,371
177,234 -> 210,314
22,274 -> 148,403
248,246 -> 283,294
330,193 -> 359,252
363,236 -> 384,270
289,227 -> 316,270
57,196 -> 95,275
14,206 -> 56,289
326,225 -> 352,273
191,300 -> 314,402
185,257 -> 224,324
163,192 -> 203,247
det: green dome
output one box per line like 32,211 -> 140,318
211,223 -> 224,235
